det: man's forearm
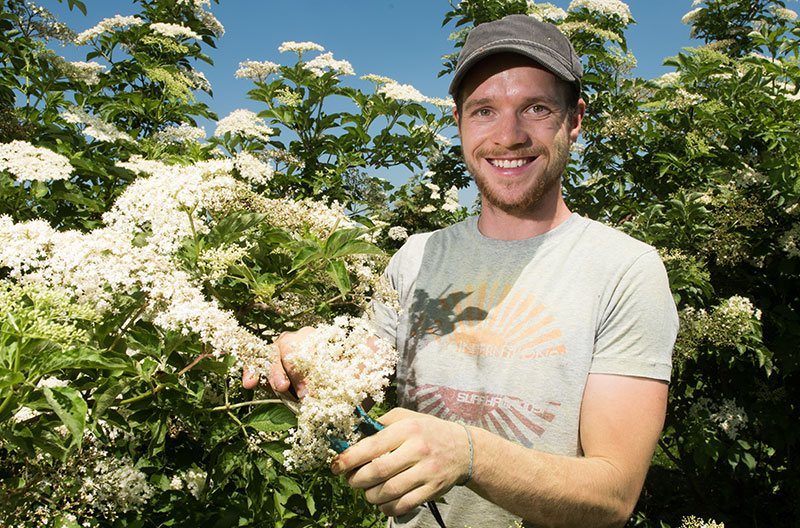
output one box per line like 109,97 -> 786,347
465,426 -> 638,528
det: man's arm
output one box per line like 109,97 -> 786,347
333,373 -> 667,528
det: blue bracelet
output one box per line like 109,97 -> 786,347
457,422 -> 473,486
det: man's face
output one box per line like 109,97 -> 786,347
454,53 -> 584,215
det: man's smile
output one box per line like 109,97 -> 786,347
487,157 -> 537,169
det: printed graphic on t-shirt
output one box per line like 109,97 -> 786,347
406,282 -> 568,445
412,282 -> 567,361
408,384 -> 561,448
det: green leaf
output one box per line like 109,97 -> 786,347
0,368 -> 24,390
326,259 -> 351,297
30,345 -> 132,376
41,385 -> 87,449
290,243 -> 322,271
206,211 -> 269,246
245,404 -> 296,432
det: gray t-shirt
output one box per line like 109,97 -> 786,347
371,213 -> 678,528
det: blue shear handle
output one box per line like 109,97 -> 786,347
328,406 -> 385,454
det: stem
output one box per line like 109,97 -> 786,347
205,399 -> 283,412
118,352 -> 214,406
109,300 -> 149,352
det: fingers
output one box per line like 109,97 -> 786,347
268,326 -> 316,398
241,364 -> 260,390
332,414 -> 470,516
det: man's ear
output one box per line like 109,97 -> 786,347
569,98 -> 586,144
452,105 -> 460,128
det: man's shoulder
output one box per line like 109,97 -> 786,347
573,215 -> 655,255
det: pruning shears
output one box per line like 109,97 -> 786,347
276,393 -> 447,528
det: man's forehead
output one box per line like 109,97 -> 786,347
460,53 -> 561,100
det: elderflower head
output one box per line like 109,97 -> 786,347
149,22 -> 201,40
378,82 -> 430,104
153,123 -> 206,143
303,52 -> 355,77
567,0 -> 632,24
279,40 -> 325,55
235,59 -> 280,81
233,150 -> 274,185
282,316 -> 397,470
681,7 -> 704,25
61,107 -> 133,143
214,109 -> 273,142
387,226 -> 408,241
74,14 -> 145,45
0,140 -> 73,181
769,5 -> 798,21
528,3 -> 568,22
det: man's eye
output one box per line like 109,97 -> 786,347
528,104 -> 550,116
475,108 -> 493,117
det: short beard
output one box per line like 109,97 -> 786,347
469,137 -> 571,215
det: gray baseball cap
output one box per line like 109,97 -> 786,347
448,14 -> 583,96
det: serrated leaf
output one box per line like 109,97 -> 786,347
326,259 -> 351,297
207,211 -> 269,246
245,404 -> 296,432
41,385 -> 87,449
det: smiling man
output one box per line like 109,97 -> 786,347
264,14 -> 679,528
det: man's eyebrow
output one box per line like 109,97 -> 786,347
463,94 -> 563,111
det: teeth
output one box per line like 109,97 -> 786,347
490,158 -> 529,168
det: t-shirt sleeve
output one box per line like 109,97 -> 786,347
590,249 -> 678,381
367,232 -> 430,349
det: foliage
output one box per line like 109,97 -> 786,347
0,0 -> 469,526
1,0 -> 799,527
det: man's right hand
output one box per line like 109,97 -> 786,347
242,326 -> 316,398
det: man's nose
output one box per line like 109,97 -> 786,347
493,112 -> 529,148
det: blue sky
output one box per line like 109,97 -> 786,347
50,1 -> 700,202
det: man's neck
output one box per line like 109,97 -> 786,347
477,194 -> 572,241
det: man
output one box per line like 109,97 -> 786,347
253,14 -> 678,528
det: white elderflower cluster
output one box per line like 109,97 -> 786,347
149,22 -> 201,40
559,20 -> 623,42
690,397 -> 748,440
0,159 -> 276,371
567,0 -> 632,24
361,73 -> 395,85
46,56 -> 107,85
528,3 -> 568,22
168,468 -> 207,499
234,150 -> 275,185
214,109 -> 273,142
80,456 -> 154,513
282,316 -> 397,470
378,82 -> 430,104
153,123 -> 206,143
198,242 -> 251,282
653,71 -> 681,87
680,516 -> 725,528
769,5 -> 798,21
778,222 -> 800,258
442,185 -> 460,212
61,107 -> 133,143
74,14 -> 145,45
681,7 -> 704,25
387,226 -> 408,241
0,140 -> 73,181
303,52 -> 355,77
235,59 -> 280,81
279,40 -> 325,56
420,204 -> 437,213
